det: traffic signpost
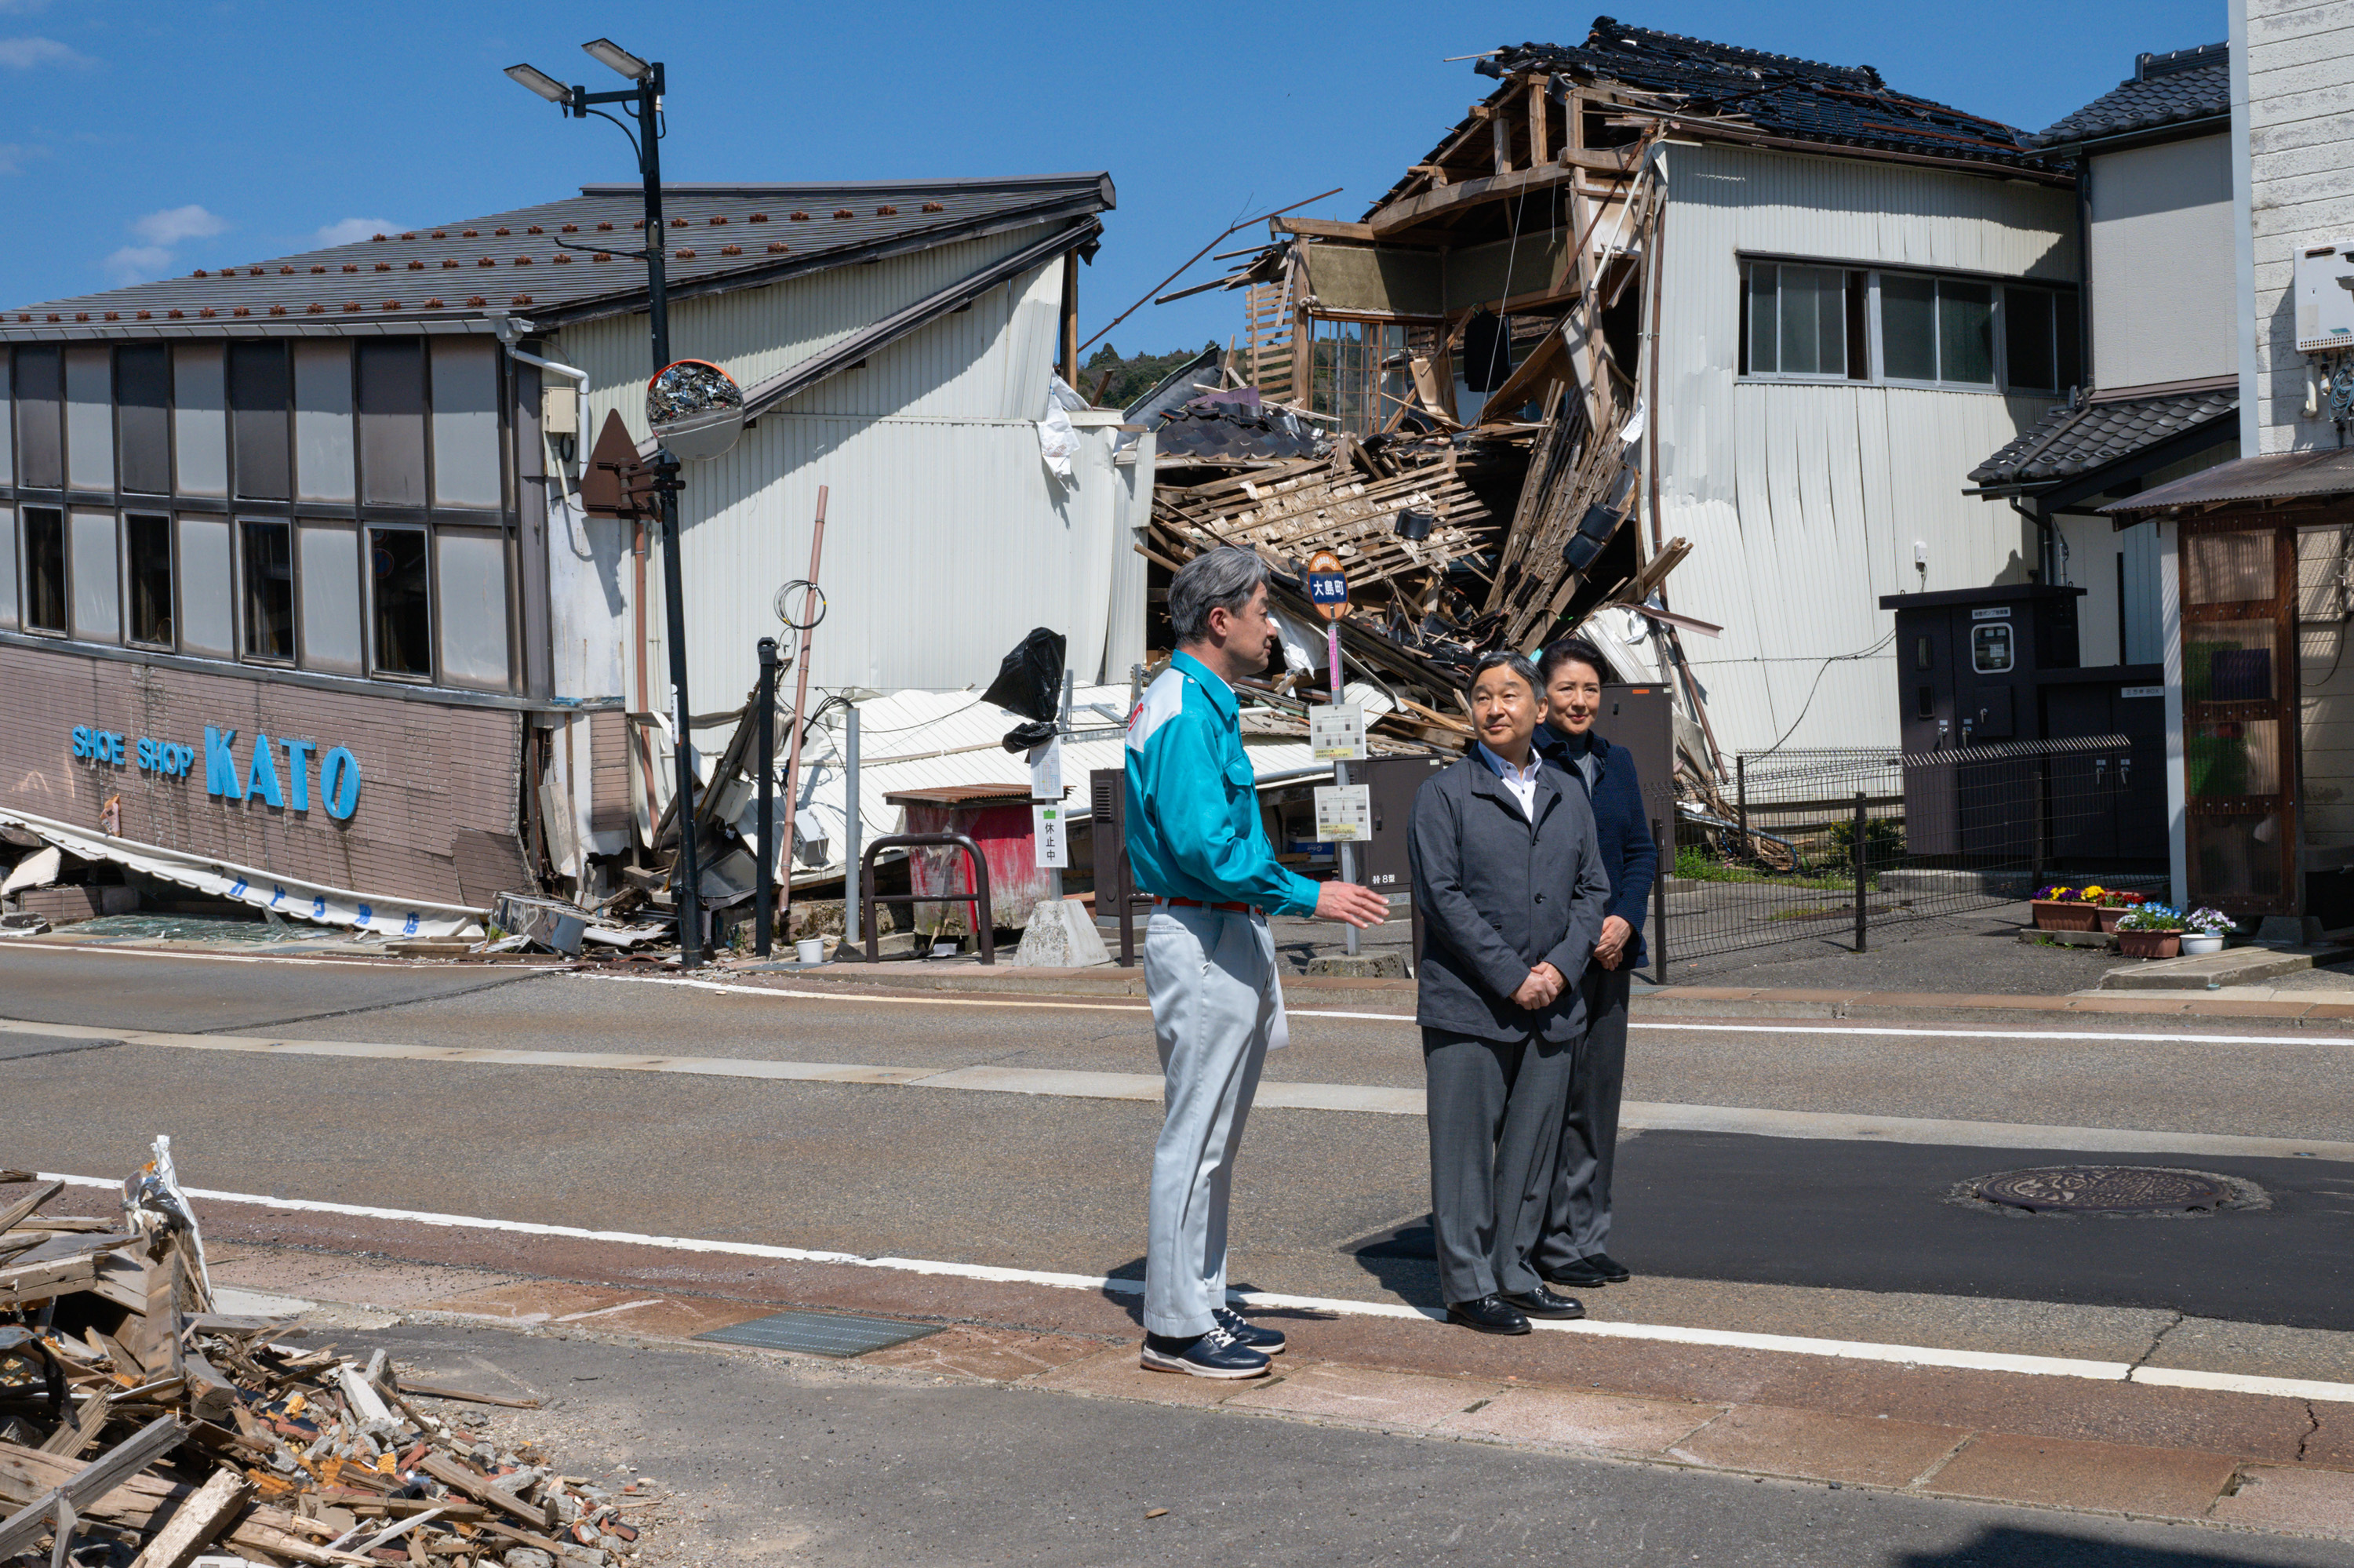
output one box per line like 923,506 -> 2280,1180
1305,551 -> 1365,957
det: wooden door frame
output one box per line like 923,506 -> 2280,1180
2179,512 -> 2301,915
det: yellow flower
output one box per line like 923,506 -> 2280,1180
2082,885 -> 2105,899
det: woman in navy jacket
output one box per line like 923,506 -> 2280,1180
1530,637 -> 1658,1288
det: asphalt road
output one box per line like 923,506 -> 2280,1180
369,1320 -> 2350,1568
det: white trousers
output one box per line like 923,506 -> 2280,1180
1141,903 -> 1287,1337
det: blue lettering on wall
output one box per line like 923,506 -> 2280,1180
246,733 -> 286,808
205,726 -> 243,799
320,747 -> 362,820
282,738 -> 315,813
73,723 -> 358,817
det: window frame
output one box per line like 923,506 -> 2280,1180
0,335 -> 523,694
1737,256 -> 2080,396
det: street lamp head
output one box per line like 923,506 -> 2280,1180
504,63 -> 574,105
581,38 -> 653,82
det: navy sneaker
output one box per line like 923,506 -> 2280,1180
1139,1326 -> 1271,1379
1212,1305 -> 1286,1355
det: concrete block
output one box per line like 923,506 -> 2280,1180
1013,897 -> 1111,969
1669,1404 -> 1967,1488
2258,914 -> 2326,945
2099,946 -> 2322,990
2208,1464 -> 2354,1539
1923,1432 -> 2237,1519
1305,951 -> 1408,980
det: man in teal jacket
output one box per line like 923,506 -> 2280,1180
1127,547 -> 1388,1378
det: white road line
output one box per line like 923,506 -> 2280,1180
37,1171 -> 2351,1405
9,1017 -> 2345,1158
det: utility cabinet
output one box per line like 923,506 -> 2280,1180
1880,584 -> 2083,755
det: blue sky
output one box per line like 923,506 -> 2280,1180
3,1 -> 2224,351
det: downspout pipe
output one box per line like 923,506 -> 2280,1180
2010,495 -> 2057,584
505,344 -> 589,383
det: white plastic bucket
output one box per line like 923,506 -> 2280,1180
795,937 -> 826,965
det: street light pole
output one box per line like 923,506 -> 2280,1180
508,40 -> 704,965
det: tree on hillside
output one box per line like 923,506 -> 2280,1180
1078,340 -> 1219,409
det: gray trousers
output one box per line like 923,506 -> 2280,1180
1537,966 -> 1631,1271
1423,1027 -> 1575,1304
1143,904 -> 1286,1338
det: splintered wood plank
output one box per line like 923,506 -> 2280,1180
0,1181 -> 64,1237
126,1467 -> 253,1568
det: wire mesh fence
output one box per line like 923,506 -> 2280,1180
1656,734 -> 2167,966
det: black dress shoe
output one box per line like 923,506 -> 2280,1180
1445,1294 -> 1531,1336
1586,1252 -> 1633,1283
1541,1257 -> 1614,1290
1499,1285 -> 1586,1320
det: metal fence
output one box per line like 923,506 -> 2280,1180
1656,734 -> 2166,967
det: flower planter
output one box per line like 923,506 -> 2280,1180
2032,900 -> 2099,931
2118,930 -> 2181,959
2181,933 -> 2225,955
2096,906 -> 2131,933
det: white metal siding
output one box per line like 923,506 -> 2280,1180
2243,0 -> 2354,453
1651,142 -> 2072,754
2088,136 -> 2236,389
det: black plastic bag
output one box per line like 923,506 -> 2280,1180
999,719 -> 1059,755
982,628 -> 1067,722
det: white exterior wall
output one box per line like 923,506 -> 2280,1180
2239,0 -> 2354,453
2088,135 -> 2236,389
542,224 -> 1141,721
1650,141 -> 2076,754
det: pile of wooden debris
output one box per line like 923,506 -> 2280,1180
1,1148 -> 646,1568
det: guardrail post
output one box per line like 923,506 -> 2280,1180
1853,789 -> 1868,954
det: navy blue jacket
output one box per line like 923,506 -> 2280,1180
1534,725 -> 1659,970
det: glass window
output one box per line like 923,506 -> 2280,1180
2003,286 -> 2057,393
1971,621 -> 2014,673
294,340 -> 355,503
64,347 -> 113,492
358,339 -> 426,507
22,506 -> 64,632
69,508 -> 117,643
0,505 -> 14,628
368,525 -> 431,676
297,521 -> 362,674
230,341 -> 291,500
16,347 -> 60,491
176,515 -> 233,657
431,337 -> 502,508
1746,262 -> 1778,374
1879,275 -> 1937,382
435,527 -> 511,689
240,518 -> 294,660
118,345 -> 171,495
126,512 -> 173,647
1939,281 -> 1995,385
0,353 -> 13,486
173,344 -> 227,497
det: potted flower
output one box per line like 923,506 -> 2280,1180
2031,886 -> 2099,931
2181,908 -> 2233,955
2115,903 -> 2187,959
2094,888 -> 2148,933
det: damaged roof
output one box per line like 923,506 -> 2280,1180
2033,43 -> 2229,148
6,173 -> 1113,340
1464,16 -> 2048,170
1969,384 -> 2238,492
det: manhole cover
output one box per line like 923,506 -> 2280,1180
1975,1166 -> 2233,1215
693,1311 -> 941,1357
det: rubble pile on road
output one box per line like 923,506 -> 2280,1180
0,1151 -> 651,1568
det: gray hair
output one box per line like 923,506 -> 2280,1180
1470,649 -> 1542,697
1169,548 -> 1271,645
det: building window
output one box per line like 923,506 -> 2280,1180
1741,260 -> 2079,394
70,508 -> 118,643
118,346 -> 172,496
22,504 -> 64,633
176,515 -> 234,657
358,339 -> 427,508
229,341 -> 291,501
368,524 -> 431,678
125,511 -> 173,648
16,347 -> 60,492
239,517 -> 295,661
64,347 -> 115,493
1741,262 -> 1866,379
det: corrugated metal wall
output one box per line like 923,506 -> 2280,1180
1652,143 -> 2076,754
550,227 -> 1141,711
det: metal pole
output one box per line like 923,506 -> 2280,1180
1736,755 -> 1747,858
755,638 -> 777,958
1329,620 -> 1359,956
1651,817 -> 1668,988
844,705 -> 861,944
632,62 -> 701,968
1853,789 -> 1869,954
775,487 -> 830,940
1050,668 -> 1074,903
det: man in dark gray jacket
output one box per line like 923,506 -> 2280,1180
1408,651 -> 1612,1335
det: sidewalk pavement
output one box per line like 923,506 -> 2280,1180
201,1229 -> 2354,1544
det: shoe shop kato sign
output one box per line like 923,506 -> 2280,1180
70,723 -> 363,820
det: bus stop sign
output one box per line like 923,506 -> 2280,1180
1306,550 -> 1349,621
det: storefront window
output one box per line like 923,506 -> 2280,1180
369,525 -> 431,677
240,518 -> 295,661
126,511 -> 173,648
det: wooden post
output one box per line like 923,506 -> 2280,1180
1059,253 -> 1079,389
1528,77 -> 1551,165
1492,102 -> 1511,177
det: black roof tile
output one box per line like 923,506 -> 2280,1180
1968,385 -> 2237,489
2033,43 -> 2228,148
7,173 -> 1114,337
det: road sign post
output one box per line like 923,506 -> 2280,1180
1306,551 -> 1363,958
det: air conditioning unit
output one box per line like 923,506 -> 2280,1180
2295,241 -> 2354,352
